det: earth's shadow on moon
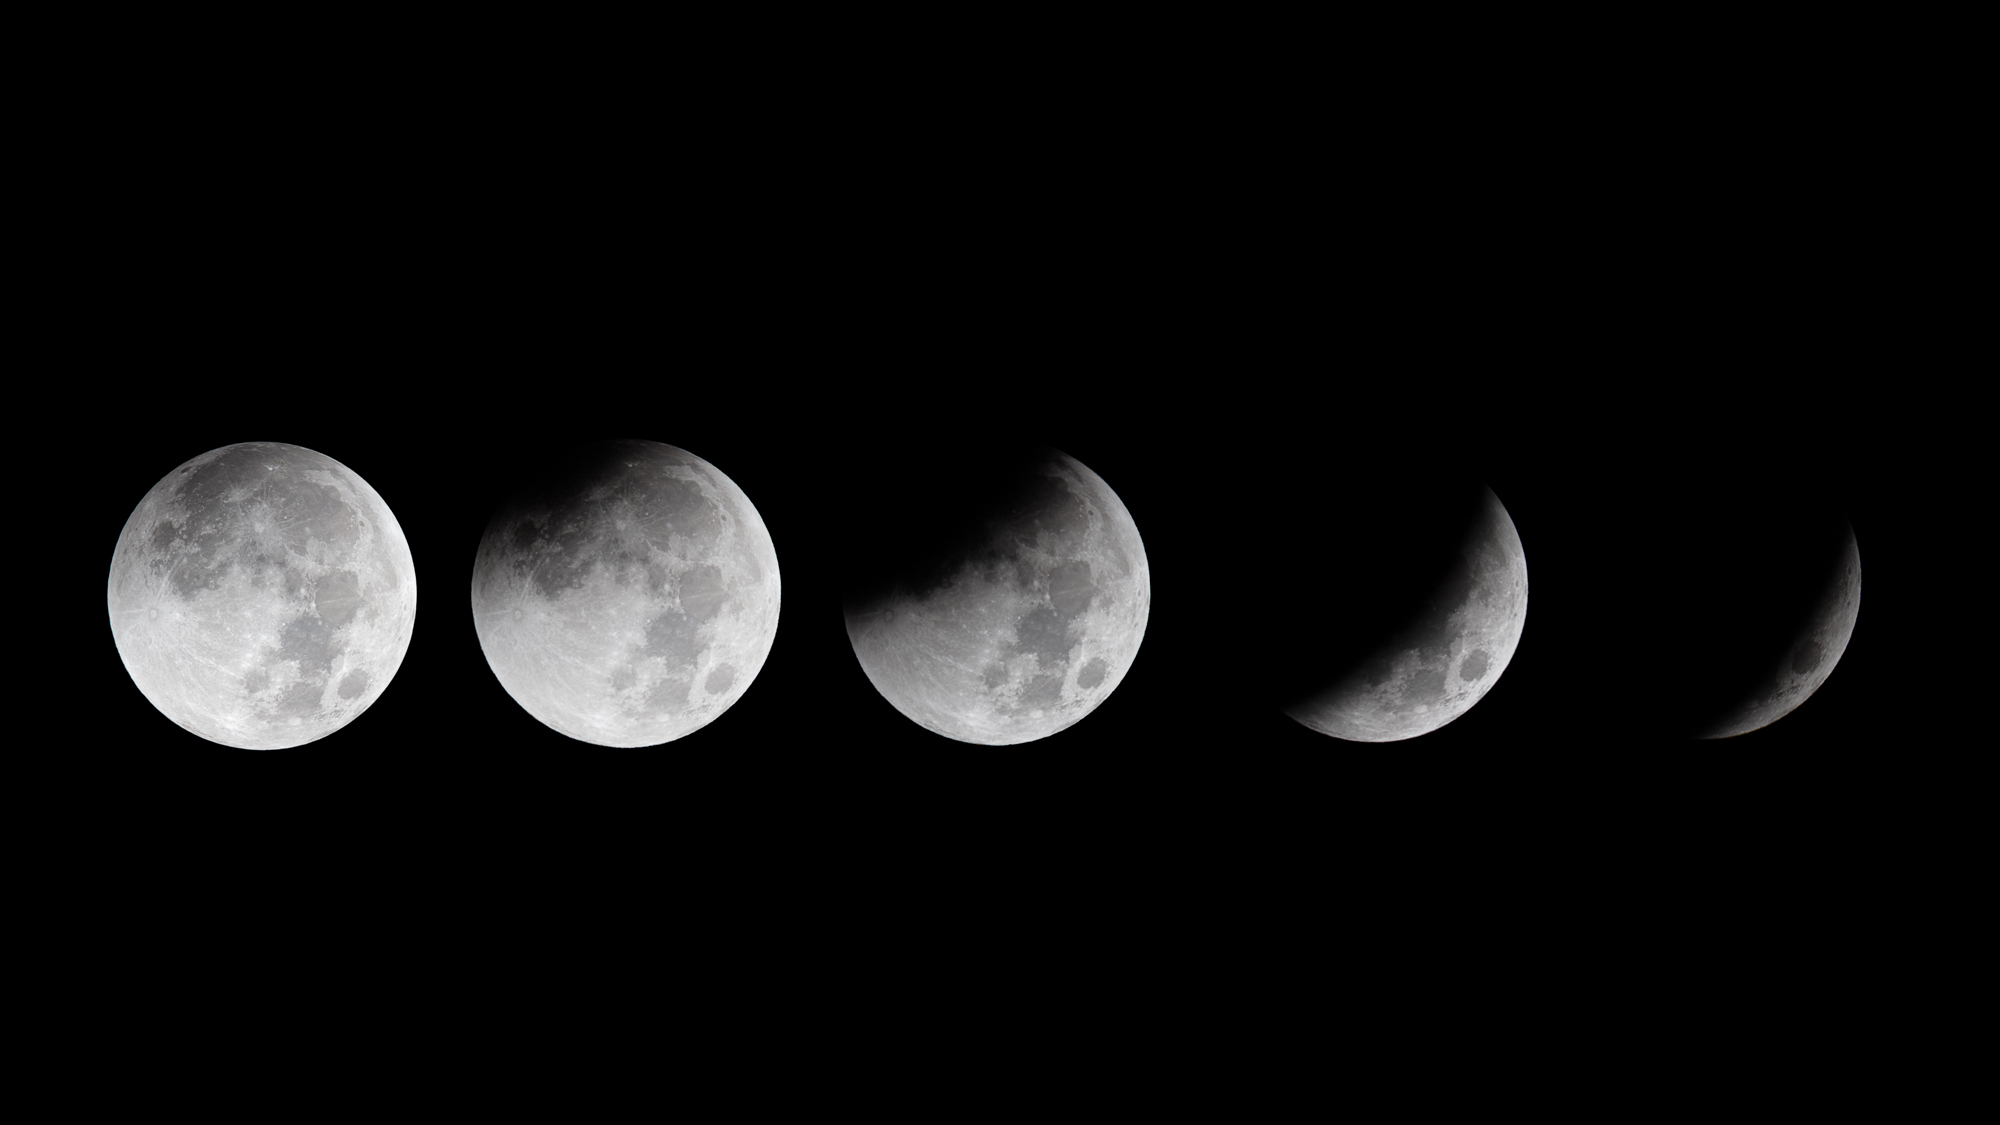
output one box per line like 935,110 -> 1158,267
835,437 -> 1151,745
1257,465 -> 1522,737
469,438 -> 783,748
839,443 -> 1088,620
1637,478 -> 1859,740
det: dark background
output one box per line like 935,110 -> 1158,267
37,49 -> 1956,1063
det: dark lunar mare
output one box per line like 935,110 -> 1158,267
152,444 -> 368,715
1263,471 -> 1504,715
839,442 -> 1083,619
153,443 -> 360,600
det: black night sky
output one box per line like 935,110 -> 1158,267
28,21 -> 1980,1083
51,115 -> 1936,984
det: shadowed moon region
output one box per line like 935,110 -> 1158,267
840,445 -> 1150,745
1282,484 -> 1528,742
1692,514 -> 1861,739
470,439 -> 781,747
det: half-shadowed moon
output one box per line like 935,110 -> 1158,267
840,445 -> 1149,745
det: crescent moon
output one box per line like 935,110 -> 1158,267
1698,519 -> 1861,738
1285,486 -> 1528,742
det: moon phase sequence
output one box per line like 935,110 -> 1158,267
107,439 -> 1864,748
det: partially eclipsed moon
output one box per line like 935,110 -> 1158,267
1286,486 -> 1528,742
1699,519 -> 1860,739
470,440 -> 780,747
842,448 -> 1149,745
107,442 -> 417,749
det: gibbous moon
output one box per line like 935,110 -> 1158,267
107,442 -> 417,749
470,440 -> 780,747
841,446 -> 1149,745
1697,518 -> 1860,739
1284,486 -> 1528,742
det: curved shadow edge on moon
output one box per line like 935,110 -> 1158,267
1698,521 -> 1861,739
469,440 -> 782,748
106,442 -> 418,750
1284,486 -> 1528,742
841,449 -> 1150,746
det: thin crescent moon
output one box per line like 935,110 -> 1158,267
1698,519 -> 1861,738
469,440 -> 781,747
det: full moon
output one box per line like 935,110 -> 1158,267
470,440 -> 781,747
1284,486 -> 1528,742
841,446 -> 1150,745
107,442 -> 417,750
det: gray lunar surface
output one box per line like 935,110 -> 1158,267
470,440 -> 781,747
1286,487 -> 1528,742
843,449 -> 1150,746
106,442 -> 418,749
1699,521 -> 1861,739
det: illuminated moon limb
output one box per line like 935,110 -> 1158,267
1697,520 -> 1860,739
1285,486 -> 1528,742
